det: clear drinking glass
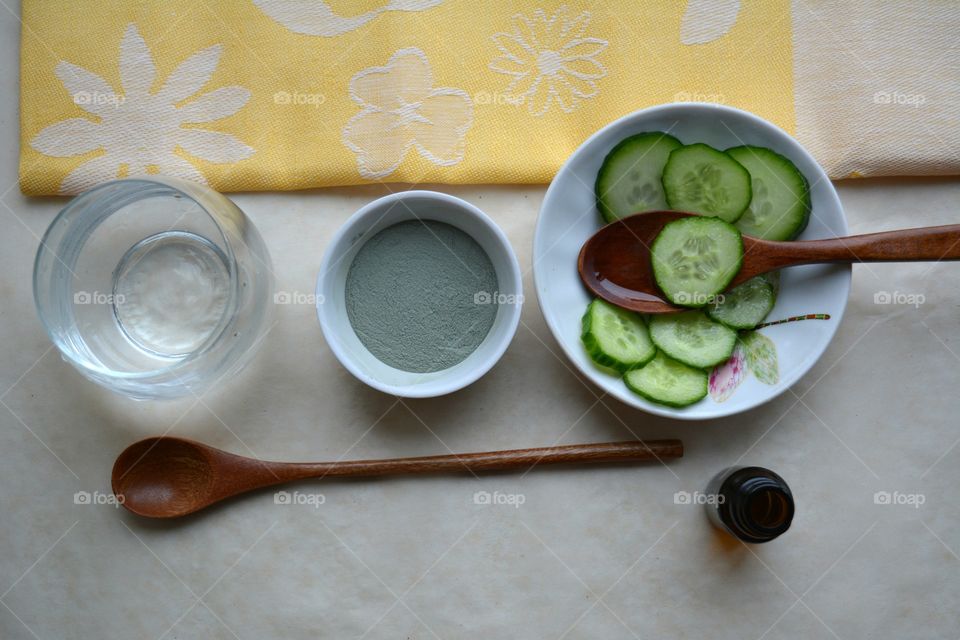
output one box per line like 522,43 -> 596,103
33,177 -> 274,399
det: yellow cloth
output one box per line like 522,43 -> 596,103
25,1 -> 959,195
19,0 -> 798,195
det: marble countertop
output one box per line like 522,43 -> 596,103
3,5 -> 960,639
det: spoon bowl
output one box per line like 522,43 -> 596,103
112,437 -> 219,518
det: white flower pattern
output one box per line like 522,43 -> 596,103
680,0 -> 741,45
342,48 -> 474,180
489,6 -> 608,117
252,0 -> 443,37
30,24 -> 253,195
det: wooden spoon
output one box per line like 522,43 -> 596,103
579,211 -> 960,313
112,437 -> 683,518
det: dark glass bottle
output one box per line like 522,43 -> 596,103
705,466 -> 794,543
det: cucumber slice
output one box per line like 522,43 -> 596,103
726,146 -> 811,241
595,132 -> 682,223
648,311 -> 737,369
624,351 -> 708,408
706,276 -> 776,330
581,299 -> 656,372
662,143 -> 752,222
651,216 -> 743,308
763,270 -> 781,296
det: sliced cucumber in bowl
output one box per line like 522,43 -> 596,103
581,299 -> 656,372
727,145 -> 810,241
648,311 -> 738,369
564,114 -> 834,413
662,143 -> 752,223
623,351 -> 708,408
595,132 -> 682,223
651,216 -> 743,308
706,276 -> 777,330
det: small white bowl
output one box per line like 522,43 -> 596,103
534,103 -> 851,420
317,191 -> 522,398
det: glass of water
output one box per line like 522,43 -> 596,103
33,177 -> 274,399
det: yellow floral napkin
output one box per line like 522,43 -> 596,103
19,0 -> 960,195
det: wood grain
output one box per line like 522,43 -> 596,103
112,437 -> 683,518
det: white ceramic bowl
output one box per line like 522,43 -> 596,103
317,191 -> 522,397
534,103 -> 851,420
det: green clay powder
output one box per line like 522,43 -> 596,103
345,220 -> 499,373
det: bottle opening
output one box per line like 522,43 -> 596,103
711,466 -> 795,543
745,486 -> 792,531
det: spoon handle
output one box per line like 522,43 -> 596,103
761,224 -> 960,270
265,439 -> 683,482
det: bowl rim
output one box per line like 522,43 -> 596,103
316,189 -> 523,398
533,102 -> 851,420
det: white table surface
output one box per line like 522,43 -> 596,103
3,4 -> 960,639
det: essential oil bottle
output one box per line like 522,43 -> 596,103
705,466 -> 794,543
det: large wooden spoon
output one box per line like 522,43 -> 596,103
579,211 -> 960,314
112,437 -> 683,518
